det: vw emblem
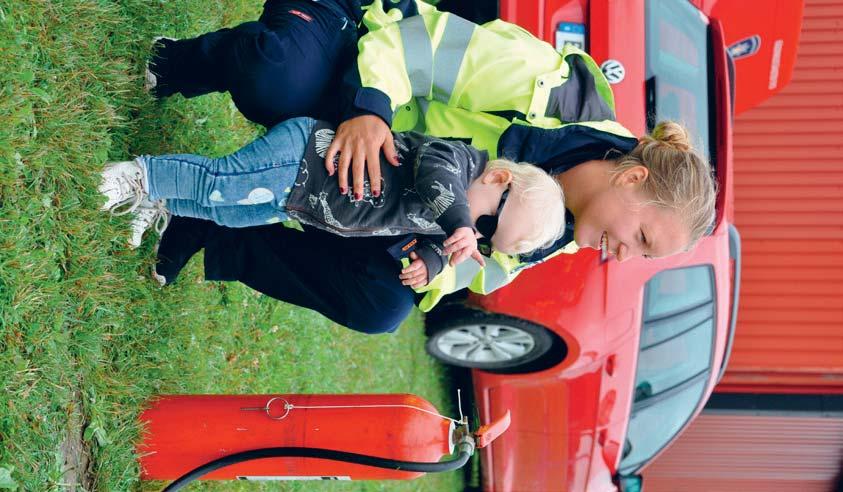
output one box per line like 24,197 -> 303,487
600,59 -> 625,84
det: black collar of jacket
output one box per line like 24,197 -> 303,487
497,123 -> 639,174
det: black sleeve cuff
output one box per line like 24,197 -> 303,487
342,87 -> 394,127
415,240 -> 446,284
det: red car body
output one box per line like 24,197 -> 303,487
432,1 -> 802,491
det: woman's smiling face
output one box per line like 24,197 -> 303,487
573,171 -> 690,262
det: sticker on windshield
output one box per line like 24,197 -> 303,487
556,22 -> 586,51
728,35 -> 761,60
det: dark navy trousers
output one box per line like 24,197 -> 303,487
149,0 -> 357,127
156,216 -> 415,334
152,1 -> 416,333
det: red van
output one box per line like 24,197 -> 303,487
425,1 -> 802,490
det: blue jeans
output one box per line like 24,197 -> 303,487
142,117 -> 316,228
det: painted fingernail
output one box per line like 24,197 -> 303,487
373,190 -> 380,197
340,187 -> 347,194
355,193 -> 362,200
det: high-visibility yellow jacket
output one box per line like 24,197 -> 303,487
340,4 -> 639,310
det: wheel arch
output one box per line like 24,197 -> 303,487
424,305 -> 569,374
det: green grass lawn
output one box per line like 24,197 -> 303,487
0,1 -> 465,490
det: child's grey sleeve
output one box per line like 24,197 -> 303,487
413,141 -> 473,236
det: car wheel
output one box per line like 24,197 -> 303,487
425,311 -> 566,374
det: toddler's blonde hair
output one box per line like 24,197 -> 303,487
486,159 -> 566,254
612,121 -> 717,249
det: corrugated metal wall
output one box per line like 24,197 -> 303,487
719,0 -> 843,392
643,413 -> 843,492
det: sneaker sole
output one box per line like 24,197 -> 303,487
145,36 -> 177,93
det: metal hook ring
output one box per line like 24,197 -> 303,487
264,397 -> 291,420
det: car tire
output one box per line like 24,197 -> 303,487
425,311 -> 566,374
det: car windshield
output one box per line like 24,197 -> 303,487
619,265 -> 716,474
645,0 -> 712,164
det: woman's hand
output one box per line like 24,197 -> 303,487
325,115 -> 400,199
399,251 -> 428,288
443,227 -> 486,267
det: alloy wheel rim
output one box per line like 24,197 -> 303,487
435,324 -> 536,363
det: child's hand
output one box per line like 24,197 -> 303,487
443,227 -> 486,267
399,251 -> 428,288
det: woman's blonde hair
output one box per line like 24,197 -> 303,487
486,159 -> 566,254
611,121 -> 717,249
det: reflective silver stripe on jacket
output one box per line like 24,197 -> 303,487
450,254 -> 511,295
475,259 -> 509,293
432,15 -> 475,104
399,16 -> 433,97
417,97 -> 430,115
399,14 -> 475,102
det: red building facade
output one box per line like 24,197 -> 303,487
718,0 -> 843,393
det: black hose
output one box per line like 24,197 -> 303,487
162,445 -> 472,491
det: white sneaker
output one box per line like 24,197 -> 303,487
151,241 -> 167,286
151,268 -> 167,287
99,160 -> 147,213
128,198 -> 170,249
145,36 -> 176,92
144,67 -> 158,92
